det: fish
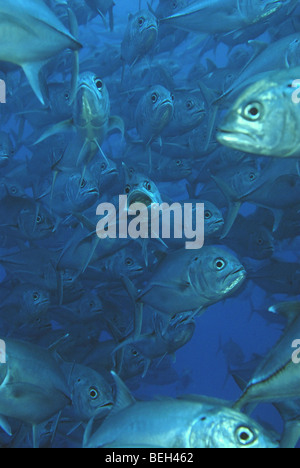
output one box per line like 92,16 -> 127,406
35,72 -> 124,168
234,302 -> 300,410
121,9 -> 158,67
217,67 -> 300,157
60,362 -> 114,422
0,0 -> 82,104
160,0 -> 292,35
0,337 -> 71,446
135,85 -> 174,145
83,371 -> 278,448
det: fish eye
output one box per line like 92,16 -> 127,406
204,210 -> 212,219
171,94 -> 175,101
236,426 -> 256,446
125,184 -> 131,194
89,301 -> 95,308
249,172 -> 256,181
89,387 -> 99,400
33,292 -> 40,301
100,162 -> 107,171
186,100 -> 194,110
257,238 -> 264,246
215,258 -> 226,270
80,179 -> 87,188
95,79 -> 103,91
138,17 -> 145,27
64,92 -> 70,100
132,349 -> 138,356
10,186 -> 17,194
144,181 -> 151,191
151,93 -> 158,104
125,257 -> 134,266
243,103 -> 261,121
176,160 -> 182,166
36,215 -> 42,224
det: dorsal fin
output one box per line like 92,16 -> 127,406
110,371 -> 135,416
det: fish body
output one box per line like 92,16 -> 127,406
84,373 -> 278,448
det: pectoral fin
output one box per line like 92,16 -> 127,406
22,61 -> 49,106
34,119 -> 74,145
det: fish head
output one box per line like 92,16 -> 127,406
129,10 -> 158,45
199,246 -> 246,299
247,225 -> 274,259
124,166 -> 162,207
78,292 -> 103,320
69,364 -> 113,421
66,172 -> 99,211
203,201 -> 224,236
136,85 -> 174,141
191,406 -> 279,448
173,92 -> 206,128
217,76 -> 299,157
167,157 -> 192,178
147,85 -> 174,123
18,206 -> 55,240
21,284 -> 51,319
74,73 -> 110,128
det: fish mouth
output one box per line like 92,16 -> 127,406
161,99 -> 173,107
223,267 -> 246,294
86,188 -> 99,195
217,128 -> 256,146
128,191 -> 153,207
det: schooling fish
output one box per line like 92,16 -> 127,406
0,0 -> 82,104
83,372 -> 278,448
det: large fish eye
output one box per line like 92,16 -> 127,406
204,210 -> 212,220
94,79 -> 103,91
186,100 -> 194,110
10,186 -> 17,194
125,257 -> 134,266
125,184 -> 131,194
215,258 -> 226,270
138,17 -> 145,27
132,349 -> 138,356
144,181 -> 151,191
235,426 -> 256,446
89,387 -> 99,400
33,292 -> 40,301
249,172 -> 256,181
243,103 -> 261,121
151,93 -> 158,104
